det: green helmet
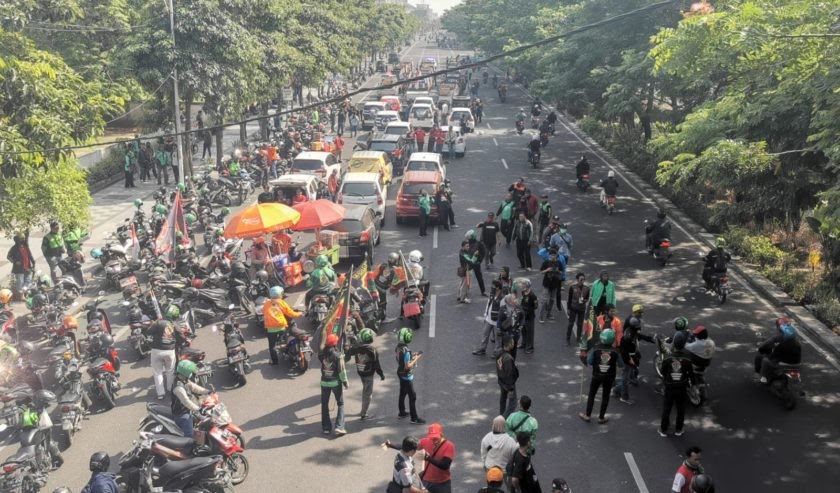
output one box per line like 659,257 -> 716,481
185,213 -> 196,225
165,304 -> 181,320
221,207 -> 231,216
465,229 -> 476,240
674,316 -> 689,331
177,183 -> 186,192
154,203 -> 168,215
315,255 -> 329,268
599,328 -> 616,345
176,359 -> 197,379
398,327 -> 413,345
134,198 -> 144,208
214,228 -> 224,238
359,328 -> 375,344
715,237 -> 726,248
21,409 -> 39,428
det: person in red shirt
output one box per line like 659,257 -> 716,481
327,170 -> 339,202
407,128 -> 417,153
292,189 -> 308,204
333,134 -> 344,159
671,446 -> 703,493
415,128 -> 426,151
433,127 -> 445,154
418,422 -> 455,493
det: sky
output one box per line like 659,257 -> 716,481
418,0 -> 463,14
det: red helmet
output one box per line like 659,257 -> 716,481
325,334 -> 339,347
192,278 -> 204,289
63,316 -> 79,330
775,318 -> 790,328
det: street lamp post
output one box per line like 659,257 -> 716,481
165,0 -> 185,185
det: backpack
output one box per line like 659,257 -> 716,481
395,345 -> 409,378
713,251 -> 728,271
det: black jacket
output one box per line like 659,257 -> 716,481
345,343 -> 385,378
149,320 -> 184,351
496,351 -> 518,391
758,335 -> 802,365
600,177 -> 619,196
661,351 -> 693,389
519,291 -> 538,319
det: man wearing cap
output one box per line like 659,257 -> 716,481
477,467 -> 506,493
476,212 -> 501,269
418,423 -> 455,493
615,305 -> 654,404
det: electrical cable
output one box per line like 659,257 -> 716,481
1,0 -> 681,157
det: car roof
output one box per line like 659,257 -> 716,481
370,133 -> 401,142
268,174 -> 318,186
439,126 -> 462,132
350,150 -> 387,159
294,151 -> 332,160
340,204 -> 372,220
377,110 -> 400,116
386,121 -> 410,127
450,107 -> 472,112
342,172 -> 381,183
408,152 -> 442,162
380,96 -> 400,101
402,170 -> 441,183
412,103 -> 433,108
364,101 -> 387,107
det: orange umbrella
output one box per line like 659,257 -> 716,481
291,199 -> 346,231
223,203 -> 300,238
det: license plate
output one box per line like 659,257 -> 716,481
119,276 -> 138,287
228,354 -> 247,364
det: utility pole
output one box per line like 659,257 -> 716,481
166,0 -> 185,185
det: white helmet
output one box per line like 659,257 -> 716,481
608,170 -> 615,178
408,250 -> 423,263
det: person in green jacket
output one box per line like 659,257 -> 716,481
124,148 -> 136,188
505,395 -> 539,455
496,193 -> 515,246
418,189 -> 432,237
319,333 -> 347,436
458,240 -> 478,303
590,270 -> 617,317
41,222 -> 65,283
155,144 -> 170,185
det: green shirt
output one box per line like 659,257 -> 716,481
62,228 -> 86,254
42,232 -> 64,255
506,411 -> 538,452
418,195 -> 431,214
156,150 -> 170,167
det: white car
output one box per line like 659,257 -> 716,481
374,110 -> 401,131
439,125 -> 467,157
409,103 -> 435,130
413,96 -> 435,108
405,152 -> 446,180
362,101 -> 387,130
337,172 -> 387,226
448,107 -> 475,133
384,121 -> 413,137
290,151 -> 342,178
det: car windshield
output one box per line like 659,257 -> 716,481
412,108 -> 431,119
364,105 -> 382,113
385,126 -> 407,135
370,142 -> 397,152
402,183 -> 435,195
451,111 -> 471,121
329,219 -> 364,233
342,182 -> 378,196
291,159 -> 322,171
349,160 -> 377,170
406,161 -> 439,173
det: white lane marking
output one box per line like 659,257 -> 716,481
501,158 -> 508,169
624,452 -> 650,493
493,138 -> 498,146
429,295 -> 437,338
486,123 -> 492,129
433,225 -> 439,249
556,117 -> 840,371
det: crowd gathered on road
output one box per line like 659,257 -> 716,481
0,30 -> 811,493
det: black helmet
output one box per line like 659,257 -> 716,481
231,261 -> 247,274
183,287 -> 198,299
89,451 -> 110,472
690,474 -> 714,493
33,293 -> 48,308
657,207 -> 667,219
256,270 -> 269,283
97,333 -> 115,348
673,331 -> 687,350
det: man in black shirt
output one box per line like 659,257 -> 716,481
496,336 -> 518,417
509,432 -> 540,493
344,328 -> 385,420
579,328 -> 621,424
538,249 -> 565,323
476,212 -> 501,269
518,280 -> 539,354
659,332 -> 693,437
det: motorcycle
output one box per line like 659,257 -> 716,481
539,130 -> 549,148
54,355 -> 91,448
709,272 -> 731,304
576,174 -> 590,193
530,116 -> 540,129
125,301 -> 153,359
214,316 -> 250,387
653,334 -> 707,406
178,345 -> 213,389
84,293 -> 112,335
139,393 -> 244,448
498,86 -> 507,103
401,285 -> 424,331
515,120 -> 524,135
86,333 -> 121,410
307,293 -> 331,324
0,453 -> 47,493
0,389 -> 63,480
277,323 -> 313,374
755,348 -> 802,410
604,195 -> 617,215
529,150 -> 540,169
1,308 -> 17,341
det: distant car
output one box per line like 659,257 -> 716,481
413,96 -> 435,108
388,52 -> 400,64
395,170 -> 442,224
337,172 -> 386,226
327,204 -> 381,262
267,174 -> 321,204
405,152 -> 446,180
409,103 -> 435,130
368,133 -> 411,176
439,125 -> 467,157
448,107 -> 475,133
384,121 -> 413,137
347,150 -> 394,186
380,96 -> 402,113
374,110 -> 402,132
290,151 -> 342,178
362,101 -> 387,130
451,95 -> 472,108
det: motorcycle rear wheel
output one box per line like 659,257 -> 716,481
717,289 -> 727,304
653,353 -> 664,379
60,428 -> 73,450
101,383 -> 116,410
687,386 -> 705,407
227,452 -> 249,485
298,352 -> 309,373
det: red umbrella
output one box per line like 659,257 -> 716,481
291,199 -> 346,231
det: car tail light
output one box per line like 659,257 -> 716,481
582,174 -> 589,180
359,231 -> 370,243
3,464 -> 19,473
377,195 -> 383,205
721,276 -> 729,284
787,371 -> 800,378
316,169 -> 326,175
660,241 -> 671,248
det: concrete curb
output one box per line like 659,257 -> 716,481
558,116 -> 840,358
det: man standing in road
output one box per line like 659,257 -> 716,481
396,327 -> 425,424
465,231 -> 488,297
473,281 -> 504,356
497,193 -> 516,247
537,194 -> 552,237
415,127 -> 426,153
538,249 -> 565,324
615,306 -> 654,404
579,329 -> 621,424
512,212 -> 534,271
660,332 -> 693,437
319,333 -> 348,436
149,305 -> 186,400
344,328 -> 385,421
590,270 -> 617,317
418,423 -> 456,493
476,212 -> 501,269
671,446 -> 704,493
418,189 -> 431,237
508,432 -> 541,493
518,280 -> 539,354
7,234 -> 35,301
505,396 -> 538,455
446,125 -> 456,162
566,273 -> 590,344
41,221 -> 65,284
385,436 -> 427,493
496,336 -> 519,417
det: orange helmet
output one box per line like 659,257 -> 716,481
0,288 -> 12,304
63,316 -> 79,329
325,334 -> 339,347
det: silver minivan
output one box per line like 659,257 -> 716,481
337,172 -> 386,226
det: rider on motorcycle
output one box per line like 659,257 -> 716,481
305,254 -> 337,309
646,208 -> 672,252
368,253 -> 402,322
702,237 -> 731,289
170,360 -> 210,437
685,325 -> 716,384
755,318 -> 802,383
82,451 -> 118,493
599,171 -> 619,206
252,270 -> 273,299
515,108 -> 527,124
263,286 -> 302,363
531,100 -> 542,117
576,155 -> 591,184
527,135 -> 541,162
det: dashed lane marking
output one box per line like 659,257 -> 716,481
429,295 -> 437,338
624,452 -> 650,493
501,158 -> 508,169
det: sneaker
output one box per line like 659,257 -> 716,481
410,418 -> 426,425
539,318 -> 545,324
597,417 -> 609,424
463,298 -> 472,304
156,395 -> 165,401
547,315 -> 555,321
360,414 -> 375,421
658,429 -> 668,437
526,267 -> 532,272
481,292 -> 489,297
525,348 -> 534,354
578,412 -> 591,422
334,427 -> 347,436
674,429 -> 684,437
472,349 -> 486,355
323,429 -> 331,435
759,376 -> 768,384
620,397 -> 634,405
398,413 -> 409,419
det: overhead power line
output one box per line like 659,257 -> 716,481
1,0 -> 681,158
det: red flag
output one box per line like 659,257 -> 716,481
129,223 -> 141,260
155,192 -> 187,265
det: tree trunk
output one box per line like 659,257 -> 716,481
641,80 -> 655,141
183,89 -> 194,178
239,118 -> 247,148
259,102 -> 270,141
215,111 -> 224,169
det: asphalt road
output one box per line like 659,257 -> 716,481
23,38 -> 840,493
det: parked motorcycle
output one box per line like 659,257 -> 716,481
178,345 -> 213,389
0,389 -> 63,484
86,333 -> 121,410
215,315 -> 250,387
139,393 -> 244,448
54,355 -> 91,448
84,294 -> 112,335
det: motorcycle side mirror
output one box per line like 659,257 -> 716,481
124,218 -> 130,222
98,290 -> 106,296
122,301 -> 131,307
228,304 -> 236,310
211,325 -> 218,332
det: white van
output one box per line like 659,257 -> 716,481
290,151 -> 341,178
337,172 -> 386,226
409,103 -> 435,130
404,152 -> 446,180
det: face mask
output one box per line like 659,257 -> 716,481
559,229 -> 567,234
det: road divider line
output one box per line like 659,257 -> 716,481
433,226 -> 439,249
493,138 -> 498,146
501,158 -> 508,169
486,123 -> 492,129
429,295 -> 437,338
624,452 -> 650,493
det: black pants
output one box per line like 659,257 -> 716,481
516,239 -> 532,268
438,203 -> 451,230
171,165 -> 180,184
157,166 -> 169,185
473,264 -> 486,295
202,141 -> 212,158
567,309 -> 585,342
398,379 -> 418,420
661,386 -> 687,432
500,220 -> 512,245
500,386 -> 517,418
585,375 -> 614,419
267,331 -> 283,364
482,241 -> 496,266
419,211 -> 429,236
139,163 -> 151,181
124,170 -> 134,188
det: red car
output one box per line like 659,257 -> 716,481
395,170 -> 442,224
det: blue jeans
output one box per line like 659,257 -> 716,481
448,145 -> 455,161
321,385 -> 345,432
614,364 -> 636,400
14,272 -> 32,295
175,413 -> 193,437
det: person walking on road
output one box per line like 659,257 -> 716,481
476,212 -> 501,269
418,189 -> 431,237
480,416 -> 518,475
349,111 -> 360,137
385,436 -> 427,493
149,305 -> 186,400
396,327 -> 425,424
415,128 -> 426,153
458,241 -> 477,304
512,213 -> 534,271
473,282 -> 504,356
418,423 -> 455,493
124,146 -> 136,188
344,328 -> 385,420
319,333 -> 348,436
538,249 -> 565,323
518,280 -> 538,354
579,329 -> 621,424
446,126 -> 456,162
262,286 -> 303,366
671,446 -> 704,493
155,144 -> 170,185
615,307 -> 654,404
496,336 -> 519,417
590,270 -> 617,317
202,130 -> 213,159
566,273 -> 590,344
506,396 -> 538,455
41,221 -> 65,284
508,432 -> 541,493
465,230 -> 488,296
659,332 -> 693,437
549,223 -> 573,264
7,234 -> 35,301
497,193 -> 516,247
537,195 -> 552,237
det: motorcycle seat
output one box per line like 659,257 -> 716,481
158,455 -> 220,479
198,288 -> 228,303
290,326 -> 309,338
153,434 -> 196,451
58,389 -> 81,404
226,338 -> 244,350
181,347 -> 205,359
147,403 -> 174,419
5,446 -> 36,464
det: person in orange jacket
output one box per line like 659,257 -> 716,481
263,286 -> 303,365
579,303 -> 623,363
